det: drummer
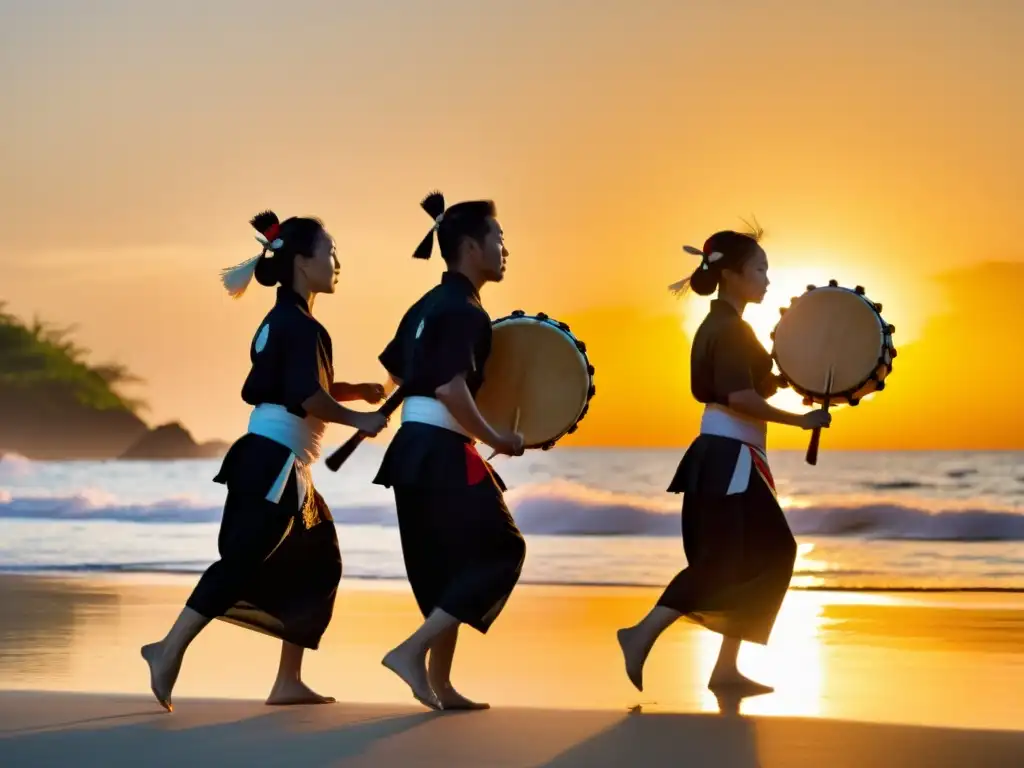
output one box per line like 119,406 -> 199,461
373,191 -> 526,711
616,227 -> 831,697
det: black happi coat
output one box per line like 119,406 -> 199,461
374,270 -> 503,491
657,298 -> 797,646
373,271 -> 524,634
186,287 -> 341,650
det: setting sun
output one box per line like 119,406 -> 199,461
678,260 -> 905,414
2,5 -> 1024,766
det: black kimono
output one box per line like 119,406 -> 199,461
373,271 -> 525,634
658,299 -> 797,645
186,287 -> 342,650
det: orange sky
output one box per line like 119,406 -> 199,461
1,1 -> 1022,448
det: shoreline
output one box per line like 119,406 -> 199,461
3,573 -> 1024,767
3,572 -> 1024,764
4,568 -> 1024,598
2,572 -> 1024,732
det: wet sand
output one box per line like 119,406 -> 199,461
1,574 -> 1023,766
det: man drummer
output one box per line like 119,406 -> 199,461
373,191 -> 526,711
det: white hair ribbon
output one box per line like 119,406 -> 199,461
683,244 -> 723,270
432,211 -> 445,232
255,234 -> 285,251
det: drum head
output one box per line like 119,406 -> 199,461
475,316 -> 593,449
772,286 -> 888,402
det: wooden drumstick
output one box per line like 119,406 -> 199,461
324,385 -> 406,472
805,366 -> 834,466
486,406 -> 520,461
324,375 -> 402,472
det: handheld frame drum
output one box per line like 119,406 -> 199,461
770,280 -> 896,465
475,310 -> 596,452
325,310 -> 596,471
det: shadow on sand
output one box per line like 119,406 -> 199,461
3,691 -> 1024,768
541,689 -> 762,767
0,701 -> 440,767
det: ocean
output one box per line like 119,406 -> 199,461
1,447 -> 1022,591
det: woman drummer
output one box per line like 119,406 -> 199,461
616,227 -> 830,696
141,210 -> 389,711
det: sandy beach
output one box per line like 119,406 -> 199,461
2,573 -> 1024,766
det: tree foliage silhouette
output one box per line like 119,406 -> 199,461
0,302 -> 147,414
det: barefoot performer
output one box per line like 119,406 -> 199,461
142,211 -> 388,711
616,226 -> 830,696
374,191 -> 526,711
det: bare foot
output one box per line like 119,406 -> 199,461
433,684 -> 490,711
266,679 -> 336,706
141,642 -> 179,713
616,626 -> 648,692
382,645 -> 441,711
707,671 -> 774,697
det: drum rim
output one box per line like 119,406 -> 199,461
770,284 -> 896,406
489,310 -> 596,450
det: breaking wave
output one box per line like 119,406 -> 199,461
3,481 -> 1024,542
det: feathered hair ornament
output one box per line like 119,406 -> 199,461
667,242 -> 724,295
220,211 -> 285,298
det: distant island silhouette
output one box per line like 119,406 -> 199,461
0,303 -> 227,461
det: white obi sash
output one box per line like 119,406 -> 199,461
699,404 -> 767,451
699,405 -> 770,496
247,404 -> 327,514
400,395 -> 471,439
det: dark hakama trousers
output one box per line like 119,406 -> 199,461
658,434 -> 796,645
186,434 -> 342,650
374,423 -> 525,634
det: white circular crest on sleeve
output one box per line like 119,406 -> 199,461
254,323 -> 270,353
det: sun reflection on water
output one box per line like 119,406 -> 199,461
791,541 -> 829,589
692,593 -> 827,718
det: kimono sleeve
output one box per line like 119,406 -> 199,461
711,322 -> 757,403
417,307 -> 489,390
281,318 -> 330,409
378,330 -> 404,380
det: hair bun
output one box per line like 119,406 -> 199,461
253,254 -> 279,287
